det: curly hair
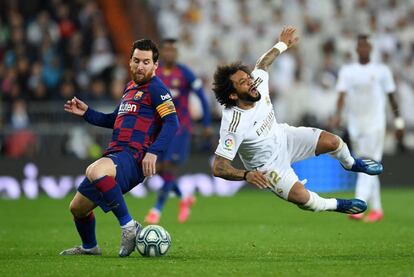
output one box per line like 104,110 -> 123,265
212,62 -> 251,108
130,39 -> 159,62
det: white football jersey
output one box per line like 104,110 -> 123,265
215,69 -> 285,170
336,62 -> 395,135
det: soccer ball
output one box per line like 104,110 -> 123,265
136,225 -> 171,257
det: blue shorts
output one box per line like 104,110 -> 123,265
158,129 -> 191,164
78,150 -> 144,213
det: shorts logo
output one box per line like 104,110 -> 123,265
134,91 -> 144,100
161,93 -> 172,101
224,138 -> 234,150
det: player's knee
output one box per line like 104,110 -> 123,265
85,164 -> 106,182
69,200 -> 87,218
318,132 -> 340,153
287,183 -> 309,205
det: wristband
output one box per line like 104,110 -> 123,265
243,170 -> 250,181
394,117 -> 405,129
273,41 -> 288,54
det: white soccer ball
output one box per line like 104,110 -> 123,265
136,225 -> 171,257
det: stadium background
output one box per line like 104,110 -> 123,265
1,0 -> 413,198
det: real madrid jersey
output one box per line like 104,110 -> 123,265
215,69 -> 284,170
336,62 -> 395,135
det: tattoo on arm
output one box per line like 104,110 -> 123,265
213,155 -> 245,181
255,48 -> 280,71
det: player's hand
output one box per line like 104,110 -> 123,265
64,97 -> 88,116
142,152 -> 158,177
245,171 -> 272,189
395,128 -> 404,142
202,127 -> 213,138
279,26 -> 299,48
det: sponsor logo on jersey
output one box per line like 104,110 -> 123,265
119,102 -> 137,114
256,110 -> 275,136
224,138 -> 234,151
134,91 -> 144,100
161,93 -> 172,101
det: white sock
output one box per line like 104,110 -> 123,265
121,219 -> 135,229
371,176 -> 382,211
329,137 -> 355,169
301,191 -> 337,212
355,173 -> 373,204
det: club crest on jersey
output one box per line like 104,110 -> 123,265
265,96 -> 271,105
224,138 -> 234,151
134,91 -> 144,100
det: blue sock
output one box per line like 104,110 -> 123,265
94,176 -> 132,226
155,172 -> 178,211
172,183 -> 182,198
74,212 -> 97,249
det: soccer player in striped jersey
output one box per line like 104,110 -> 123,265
145,38 -> 211,224
212,26 -> 383,216
61,39 -> 179,257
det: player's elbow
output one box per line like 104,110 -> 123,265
212,158 -> 221,177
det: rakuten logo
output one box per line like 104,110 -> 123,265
119,102 -> 137,113
160,94 -> 171,101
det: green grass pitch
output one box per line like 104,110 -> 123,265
1,189 -> 414,276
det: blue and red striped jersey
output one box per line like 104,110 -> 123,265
83,76 -> 179,160
156,63 -> 210,133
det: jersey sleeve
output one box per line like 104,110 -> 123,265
149,85 -> 177,118
251,68 -> 270,96
381,65 -> 396,94
336,66 -> 350,93
214,110 -> 244,161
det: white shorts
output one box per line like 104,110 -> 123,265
264,124 -> 322,200
349,129 -> 385,161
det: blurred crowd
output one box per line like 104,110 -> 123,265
1,0 -> 414,158
150,0 -> 414,129
0,0 -> 125,158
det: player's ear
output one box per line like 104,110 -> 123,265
229,92 -> 238,101
153,61 -> 159,70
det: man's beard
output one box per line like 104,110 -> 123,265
238,91 -> 261,102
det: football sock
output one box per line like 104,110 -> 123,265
371,175 -> 382,211
329,137 -> 355,169
355,172 -> 373,204
301,191 -> 337,212
94,175 -> 132,226
155,172 -> 177,212
74,212 -> 97,249
172,182 -> 182,198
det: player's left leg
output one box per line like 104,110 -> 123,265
316,131 -> 383,175
60,190 -> 101,255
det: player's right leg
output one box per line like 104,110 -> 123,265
60,191 -> 101,255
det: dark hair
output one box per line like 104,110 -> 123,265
357,34 -> 370,42
130,39 -> 159,62
212,62 -> 251,108
162,38 -> 177,45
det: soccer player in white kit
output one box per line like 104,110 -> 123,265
212,27 -> 383,215
335,35 -> 405,222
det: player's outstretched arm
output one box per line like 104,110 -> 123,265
212,155 -> 271,189
388,93 -> 405,142
64,96 -> 118,128
255,26 -> 298,72
64,97 -> 88,116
